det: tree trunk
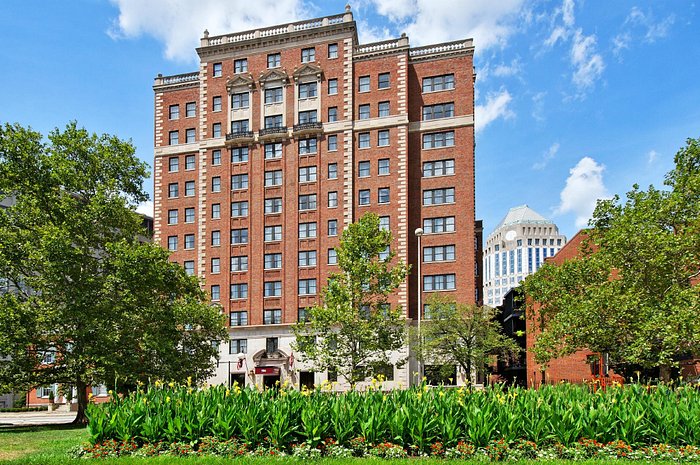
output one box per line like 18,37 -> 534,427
72,378 -> 88,425
659,364 -> 672,383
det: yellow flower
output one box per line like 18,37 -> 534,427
439,391 -> 445,397
154,380 -> 162,387
187,376 -> 192,387
168,382 -> 175,388
108,390 -> 113,396
88,393 -> 94,400
166,396 -> 171,402
225,389 -> 230,397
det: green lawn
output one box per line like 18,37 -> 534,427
0,426 -> 688,465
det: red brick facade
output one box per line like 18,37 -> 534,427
153,9 -> 476,388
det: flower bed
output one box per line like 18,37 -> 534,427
85,382 -> 700,457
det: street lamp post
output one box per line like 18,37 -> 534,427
415,227 -> 424,383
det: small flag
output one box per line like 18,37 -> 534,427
289,352 -> 295,368
236,357 -> 244,370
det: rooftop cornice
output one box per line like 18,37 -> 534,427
354,35 -> 409,59
153,72 -> 199,91
408,39 -> 474,61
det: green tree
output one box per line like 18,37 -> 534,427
418,296 -> 520,385
522,137 -> 700,379
0,122 -> 227,423
292,213 -> 409,385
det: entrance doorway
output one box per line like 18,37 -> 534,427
299,371 -> 314,390
263,374 -> 280,389
230,373 -> 245,388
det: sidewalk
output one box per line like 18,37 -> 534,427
0,411 -> 75,427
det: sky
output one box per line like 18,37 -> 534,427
1,0 -> 698,239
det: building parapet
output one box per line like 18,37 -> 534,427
153,72 -> 200,91
409,39 -> 474,60
354,36 -> 409,58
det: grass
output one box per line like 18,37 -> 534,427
0,425 -> 689,465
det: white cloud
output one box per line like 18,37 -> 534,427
532,142 -> 560,170
368,0 -> 527,49
531,91 -> 547,123
613,7 -> 675,58
136,200 -> 154,217
612,31 -> 631,57
108,0 -> 308,62
555,157 -> 610,228
493,58 -> 523,77
647,149 -> 659,164
561,0 -> 575,27
356,18 -> 393,44
475,89 -> 515,132
570,29 -> 605,92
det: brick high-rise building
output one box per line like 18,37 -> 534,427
152,6 -> 476,389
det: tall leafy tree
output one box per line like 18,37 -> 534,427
522,137 -> 700,379
418,296 -> 520,385
0,122 -> 227,423
292,213 -> 409,385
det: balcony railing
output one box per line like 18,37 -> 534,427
292,122 -> 323,135
259,126 -> 288,138
225,131 -> 254,146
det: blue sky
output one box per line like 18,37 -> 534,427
1,0 -> 698,239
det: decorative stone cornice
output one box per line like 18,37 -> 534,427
258,68 -> 290,87
408,39 -> 474,62
153,72 -> 199,92
226,74 -> 255,93
292,63 -> 323,81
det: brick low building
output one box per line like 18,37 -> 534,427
153,7 -> 477,389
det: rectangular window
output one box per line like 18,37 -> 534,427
298,279 -> 317,295
328,219 -> 338,236
230,201 -> 248,217
358,104 -> 370,120
167,209 -> 178,225
328,134 -> 338,151
264,225 -> 282,242
379,246 -> 390,260
264,281 -> 282,297
378,72 -> 390,89
212,203 -> 221,219
232,92 -> 249,109
211,176 -> 221,193
298,194 -> 317,211
213,62 -> 222,77
265,87 -> 283,104
168,182 -> 179,198
211,230 -> 221,246
267,53 -> 281,68
423,188 -> 455,205
184,207 -> 195,223
212,96 -> 222,112
212,149 -> 221,165
328,163 -> 338,179
424,274 -> 456,291
184,261 -> 195,276
265,115 -> 283,128
211,285 -> 220,301
211,257 -> 221,273
264,253 -> 282,270
264,143 -> 282,159
328,43 -> 338,58
298,82 -> 317,99
423,216 -> 455,233
231,147 -> 249,163
423,102 -> 454,120
185,128 -> 196,143
358,75 -> 370,92
168,156 -> 179,172
328,191 -> 338,207
379,216 -> 390,231
298,222 -> 317,239
358,133 -> 370,148
264,170 -> 283,187
328,106 -> 338,122
423,159 -> 455,177
231,119 -> 249,133
230,284 -> 248,299
231,255 -> 248,272
301,47 -> 315,63
168,131 -> 179,145
185,154 -> 195,170
264,197 -> 282,214
328,248 -> 337,265
358,189 -> 370,205
212,123 -> 222,138
422,131 -> 455,149
230,312 -> 248,327
299,138 -> 317,155
328,79 -> 338,95
186,102 -> 196,117
167,236 -> 177,251
378,187 -> 390,204
229,338 -> 247,353
184,234 -> 195,250
231,174 -> 249,190
230,228 -> 248,245
299,166 -> 317,183
298,110 -> 317,123
422,74 -> 455,92
298,250 -> 317,267
378,158 -> 390,175
423,245 -> 456,262
234,58 -> 248,73
378,130 -> 390,146
264,309 -> 282,324
298,308 -> 309,322
378,101 -> 390,117
184,180 -> 195,196
169,104 -> 179,120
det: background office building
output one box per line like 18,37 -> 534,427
153,6 -> 477,389
483,205 -> 566,307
